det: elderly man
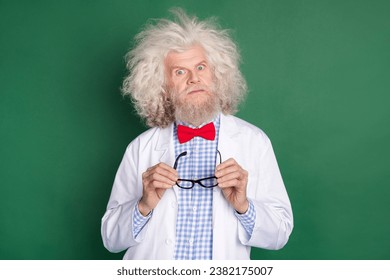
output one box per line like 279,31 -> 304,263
101,9 -> 293,260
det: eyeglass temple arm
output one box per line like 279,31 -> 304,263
174,150 -> 221,170
173,151 -> 187,170
217,150 -> 222,164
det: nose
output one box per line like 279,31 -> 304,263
187,70 -> 200,84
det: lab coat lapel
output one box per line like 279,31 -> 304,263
154,123 -> 180,199
213,114 -> 242,258
217,114 -> 241,160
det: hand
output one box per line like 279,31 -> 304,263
215,158 -> 249,214
138,163 -> 178,216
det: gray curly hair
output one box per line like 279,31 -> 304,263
122,8 -> 247,128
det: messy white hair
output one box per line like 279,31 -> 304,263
122,8 -> 247,127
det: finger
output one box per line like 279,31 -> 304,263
144,177 -> 175,190
218,178 -> 240,189
219,177 -> 248,190
149,172 -> 177,186
215,164 -> 241,178
154,167 -> 179,183
154,162 -> 178,174
144,171 -> 177,189
217,171 -> 241,184
215,158 -> 238,172
151,180 -> 175,189
146,163 -> 179,181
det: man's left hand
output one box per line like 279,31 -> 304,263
215,158 -> 249,214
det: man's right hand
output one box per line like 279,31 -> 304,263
138,163 -> 178,216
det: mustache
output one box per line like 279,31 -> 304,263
179,85 -> 210,96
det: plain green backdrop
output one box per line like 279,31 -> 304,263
1,0 -> 389,260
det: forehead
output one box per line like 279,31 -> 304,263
165,45 -> 208,68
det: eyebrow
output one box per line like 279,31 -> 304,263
170,60 -> 208,71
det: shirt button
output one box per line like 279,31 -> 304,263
188,239 -> 194,245
192,206 -> 197,212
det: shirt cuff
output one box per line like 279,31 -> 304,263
132,202 -> 152,239
235,200 -> 256,237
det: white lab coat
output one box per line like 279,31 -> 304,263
101,114 -> 293,259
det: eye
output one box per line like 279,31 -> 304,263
176,69 -> 186,75
197,65 -> 205,71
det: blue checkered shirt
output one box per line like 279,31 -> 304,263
133,114 -> 256,259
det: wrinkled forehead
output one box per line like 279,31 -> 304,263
164,45 -> 210,69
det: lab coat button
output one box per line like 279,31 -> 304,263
171,202 -> 176,208
165,239 -> 172,245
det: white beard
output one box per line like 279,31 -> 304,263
169,85 -> 221,127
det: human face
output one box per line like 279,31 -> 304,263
164,45 -> 214,104
164,46 -> 220,126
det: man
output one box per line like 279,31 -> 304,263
101,9 -> 293,260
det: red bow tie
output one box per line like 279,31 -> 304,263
177,122 -> 216,144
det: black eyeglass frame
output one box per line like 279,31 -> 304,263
173,150 -> 222,189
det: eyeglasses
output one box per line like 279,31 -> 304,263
173,150 -> 222,189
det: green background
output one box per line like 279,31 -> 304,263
1,0 -> 389,260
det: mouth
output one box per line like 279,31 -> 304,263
187,89 -> 207,95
